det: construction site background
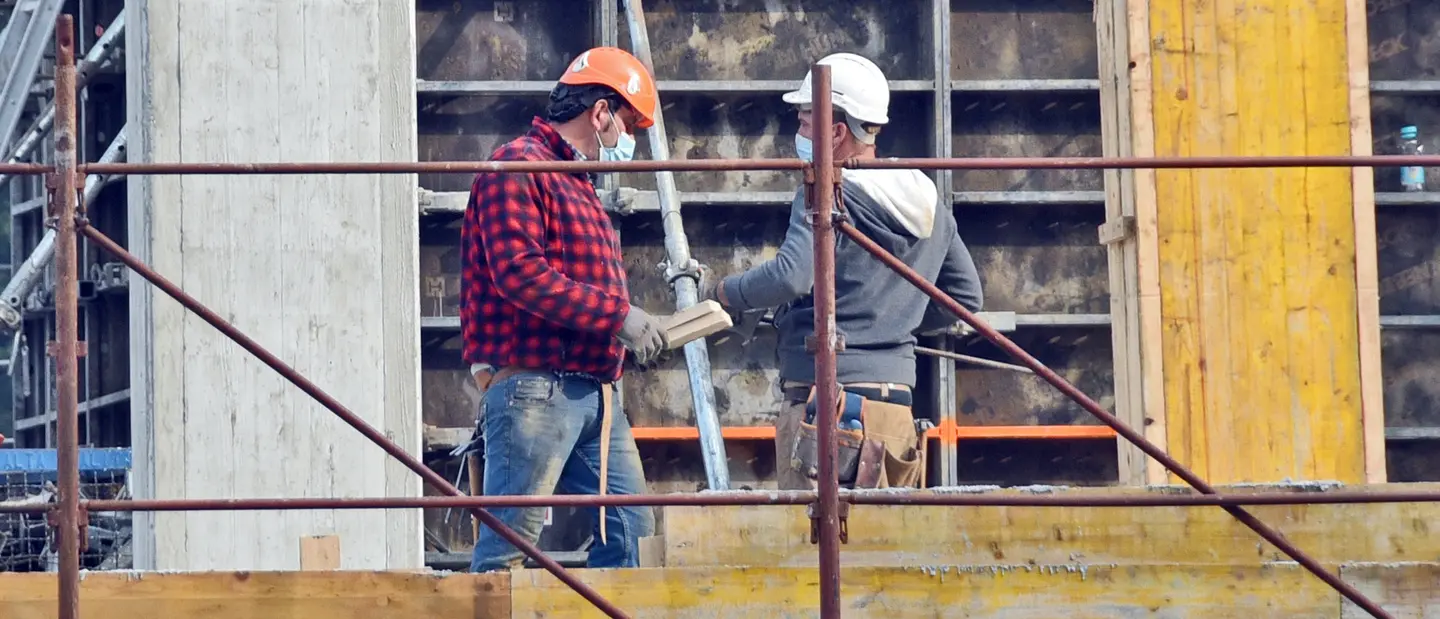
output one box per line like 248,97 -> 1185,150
1,0 -> 1440,617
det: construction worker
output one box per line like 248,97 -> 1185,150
703,53 -> 984,490
460,47 -> 667,572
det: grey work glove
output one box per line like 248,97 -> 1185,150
618,305 -> 669,366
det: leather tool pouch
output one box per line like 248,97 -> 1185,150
792,388 -> 864,484
859,398 -> 924,489
792,388 -> 925,488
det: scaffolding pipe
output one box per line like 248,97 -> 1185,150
619,0 -> 730,491
5,487 -> 1440,515
0,0 -> 65,154
808,65 -> 843,619
50,16 -> 80,619
0,9 -> 124,188
0,124 -> 126,330
834,220 -> 1393,618
76,223 -> 631,619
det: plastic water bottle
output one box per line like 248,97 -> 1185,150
1400,126 -> 1425,192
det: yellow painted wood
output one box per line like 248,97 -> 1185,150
660,487 -> 1440,567
1148,0 -> 1364,483
510,564 -> 1337,618
1340,563 -> 1440,618
1,571 -> 511,619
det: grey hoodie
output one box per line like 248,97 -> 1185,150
720,165 -> 984,387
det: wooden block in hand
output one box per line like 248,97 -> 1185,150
662,300 -> 734,350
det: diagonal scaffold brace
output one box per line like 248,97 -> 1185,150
618,0 -> 731,491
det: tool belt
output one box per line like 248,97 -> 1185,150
785,382 -> 926,489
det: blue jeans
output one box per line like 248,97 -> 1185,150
469,371 -> 655,572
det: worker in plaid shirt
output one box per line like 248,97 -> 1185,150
460,47 -> 668,572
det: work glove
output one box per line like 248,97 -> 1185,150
697,266 -> 726,307
618,305 -> 669,366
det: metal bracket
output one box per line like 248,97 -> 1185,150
805,332 -> 846,353
660,257 -> 702,285
46,340 -> 87,358
802,208 -> 850,227
45,506 -> 91,552
807,501 -> 850,545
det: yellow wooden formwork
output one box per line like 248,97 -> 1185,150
5,563 -> 1439,618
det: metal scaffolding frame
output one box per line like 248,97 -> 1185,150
9,14 -> 1440,619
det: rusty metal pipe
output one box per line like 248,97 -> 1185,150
835,221 -> 1393,619
51,16 -> 82,619
81,492 -> 818,512
62,154 -> 1440,177
845,154 -> 1440,171
81,158 -> 805,176
77,224 -> 632,619
808,65 -> 844,619
6,487 -> 1440,515
0,163 -> 52,175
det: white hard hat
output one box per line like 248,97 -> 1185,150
782,52 -> 890,126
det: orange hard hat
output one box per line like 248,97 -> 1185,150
557,47 -> 657,129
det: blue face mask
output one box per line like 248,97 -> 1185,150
794,134 -> 813,162
597,112 -> 636,162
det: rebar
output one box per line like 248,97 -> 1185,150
76,223 -> 631,619
808,65 -> 844,619
50,15 -> 81,619
835,220 -> 1394,618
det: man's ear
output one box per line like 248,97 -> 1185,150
832,121 -> 848,145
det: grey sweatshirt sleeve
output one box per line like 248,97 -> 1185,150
720,188 -> 814,311
917,228 -> 984,333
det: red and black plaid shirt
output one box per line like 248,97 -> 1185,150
460,117 -> 630,382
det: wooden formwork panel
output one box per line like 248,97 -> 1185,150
1369,0 -> 1440,484
951,92 -> 1103,193
11,563 -> 1440,618
955,328 -> 1115,426
415,0 -> 592,82
1365,0 -> 1440,84
958,204 -> 1110,314
511,564 -> 1341,617
621,0 -> 934,81
950,0 -> 1099,80
657,484 -> 1440,568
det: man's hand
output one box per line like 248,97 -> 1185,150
618,305 -> 670,366
698,266 -> 728,307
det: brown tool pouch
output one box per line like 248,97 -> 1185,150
790,388 -> 925,489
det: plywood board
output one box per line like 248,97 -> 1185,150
1148,0 -> 1364,484
510,564 -> 1338,617
1,571 -> 511,619
950,0 -> 1100,80
1340,562 -> 1440,619
626,0 -> 931,81
415,0 -> 591,82
660,485 -> 1440,568
955,329 -> 1115,428
951,92 -> 1103,193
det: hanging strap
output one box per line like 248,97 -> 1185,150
597,381 -> 615,543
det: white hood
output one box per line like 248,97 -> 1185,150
841,166 -> 939,239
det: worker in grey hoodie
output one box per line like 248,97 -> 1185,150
702,52 -> 983,490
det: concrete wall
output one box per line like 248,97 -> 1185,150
124,0 -> 421,569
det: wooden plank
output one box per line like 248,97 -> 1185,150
510,564 -> 1338,617
1345,0 -> 1385,484
1148,0 -> 1363,484
1340,563 -> 1440,619
660,485 -> 1440,568
300,535 -> 342,571
1095,0 -> 1146,485
0,572 -> 511,619
1128,0 -> 1168,486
